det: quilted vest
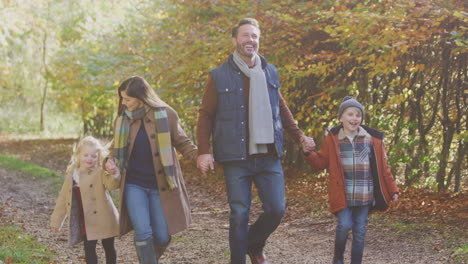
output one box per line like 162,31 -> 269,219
210,54 -> 283,162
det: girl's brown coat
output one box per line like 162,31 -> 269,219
50,168 -> 120,245
114,106 -> 197,236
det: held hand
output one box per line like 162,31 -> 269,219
197,154 -> 214,177
300,136 -> 316,154
51,227 -> 59,233
105,159 -> 119,176
392,193 -> 399,202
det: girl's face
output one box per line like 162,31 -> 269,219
121,90 -> 144,111
79,145 -> 99,169
339,107 -> 362,135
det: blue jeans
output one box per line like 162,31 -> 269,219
124,184 -> 170,246
223,156 -> 285,264
334,205 -> 370,264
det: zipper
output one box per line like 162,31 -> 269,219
352,138 -> 356,202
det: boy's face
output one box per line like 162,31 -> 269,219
339,107 -> 362,134
79,145 -> 99,169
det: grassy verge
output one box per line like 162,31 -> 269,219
0,154 -> 63,193
0,155 -> 62,263
0,154 -> 60,179
0,223 -> 55,264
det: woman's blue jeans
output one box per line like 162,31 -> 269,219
223,156 -> 286,264
334,205 -> 370,264
124,183 -> 170,246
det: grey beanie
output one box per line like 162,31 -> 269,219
338,96 -> 365,120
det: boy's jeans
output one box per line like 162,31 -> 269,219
334,205 -> 370,264
223,156 -> 286,264
125,183 -> 170,246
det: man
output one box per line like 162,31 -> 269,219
197,18 -> 315,264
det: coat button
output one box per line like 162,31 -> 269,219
94,211 -> 97,214
89,184 -> 93,188
155,152 -> 159,157
150,134 -> 156,139
158,169 -> 163,174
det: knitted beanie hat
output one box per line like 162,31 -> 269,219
338,96 -> 365,120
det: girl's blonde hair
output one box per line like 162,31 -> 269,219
66,136 -> 109,174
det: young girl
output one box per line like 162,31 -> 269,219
50,136 -> 121,264
303,96 -> 399,264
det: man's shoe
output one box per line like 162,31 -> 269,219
248,253 -> 268,264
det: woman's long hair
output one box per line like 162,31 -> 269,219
117,76 -> 168,115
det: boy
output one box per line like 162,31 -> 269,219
303,96 -> 399,264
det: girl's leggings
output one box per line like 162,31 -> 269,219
83,236 -> 116,264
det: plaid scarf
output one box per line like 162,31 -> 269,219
113,106 -> 178,190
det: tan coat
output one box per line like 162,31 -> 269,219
50,168 -> 120,245
113,106 -> 197,236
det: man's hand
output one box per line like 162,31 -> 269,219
300,136 -> 316,154
197,154 -> 215,176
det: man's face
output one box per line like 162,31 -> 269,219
232,24 -> 260,58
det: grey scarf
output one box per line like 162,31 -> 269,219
233,51 -> 274,154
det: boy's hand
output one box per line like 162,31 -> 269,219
300,136 -> 316,154
105,159 -> 119,176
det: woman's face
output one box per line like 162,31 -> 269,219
121,90 -> 144,111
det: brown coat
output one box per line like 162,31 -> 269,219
113,106 -> 197,236
304,125 -> 399,213
50,168 -> 120,245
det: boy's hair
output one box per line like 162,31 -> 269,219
66,136 -> 108,174
231,18 -> 260,37
338,96 -> 365,121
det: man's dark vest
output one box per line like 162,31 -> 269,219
210,54 -> 283,162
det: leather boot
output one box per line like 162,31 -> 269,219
134,237 -> 158,264
153,236 -> 171,260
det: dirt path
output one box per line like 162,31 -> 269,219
0,138 -> 459,263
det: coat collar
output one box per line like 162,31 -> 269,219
329,124 -> 384,140
337,126 -> 371,140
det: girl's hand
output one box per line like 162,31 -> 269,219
105,159 -> 119,176
51,227 -> 59,233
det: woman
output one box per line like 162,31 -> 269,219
106,76 -> 197,264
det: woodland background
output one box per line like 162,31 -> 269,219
0,0 -> 466,192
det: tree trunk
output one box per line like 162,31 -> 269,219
40,30 -> 49,131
